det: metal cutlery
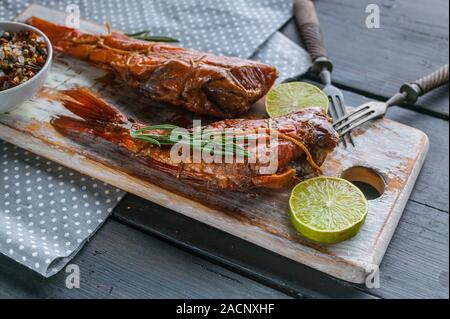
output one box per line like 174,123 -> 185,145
293,0 -> 355,147
334,64 -> 449,137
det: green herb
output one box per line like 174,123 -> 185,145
131,124 -> 254,158
126,30 -> 179,43
126,30 -> 152,37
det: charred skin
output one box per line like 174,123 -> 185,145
51,88 -> 339,191
27,16 -> 278,118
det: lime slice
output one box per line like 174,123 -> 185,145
289,177 -> 368,244
265,82 -> 329,118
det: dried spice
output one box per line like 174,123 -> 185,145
0,30 -> 48,91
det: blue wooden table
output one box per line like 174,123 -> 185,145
0,0 -> 448,299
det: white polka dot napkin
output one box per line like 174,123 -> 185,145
0,0 -> 313,277
252,32 -> 311,81
0,0 -> 293,59
0,141 -> 124,277
0,0 -> 310,79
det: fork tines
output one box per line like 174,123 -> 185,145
329,94 -> 355,147
333,104 -> 377,137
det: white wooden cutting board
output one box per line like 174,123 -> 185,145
0,5 -> 429,283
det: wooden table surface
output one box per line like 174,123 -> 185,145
0,0 -> 448,299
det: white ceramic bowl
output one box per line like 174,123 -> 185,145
0,21 -> 53,113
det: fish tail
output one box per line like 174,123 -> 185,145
51,115 -> 140,152
61,88 -> 128,124
52,88 -> 137,150
51,115 -> 97,135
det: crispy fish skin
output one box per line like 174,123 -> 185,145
50,88 -> 338,191
27,16 -> 278,118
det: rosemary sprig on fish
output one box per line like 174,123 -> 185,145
126,30 -> 179,43
131,124 -> 253,158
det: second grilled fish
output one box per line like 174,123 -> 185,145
51,88 -> 338,191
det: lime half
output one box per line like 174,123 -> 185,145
265,82 -> 329,118
289,177 -> 368,244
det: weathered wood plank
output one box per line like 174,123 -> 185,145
0,4 -> 430,284
0,4 -> 437,289
114,193 -> 448,299
0,1 -> 448,295
0,58 -> 430,283
0,220 -> 290,299
372,201 -> 449,299
113,195 -> 377,299
114,89 -> 449,298
281,0 -> 449,117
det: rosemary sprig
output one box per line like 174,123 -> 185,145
126,30 -> 151,37
130,125 -> 253,158
126,30 -> 179,43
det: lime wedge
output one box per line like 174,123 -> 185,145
265,82 -> 329,118
289,177 -> 368,244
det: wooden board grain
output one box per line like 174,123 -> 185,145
114,193 -> 449,299
0,5 -> 429,283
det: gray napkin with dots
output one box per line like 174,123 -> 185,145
0,140 -> 124,277
0,0 -> 311,277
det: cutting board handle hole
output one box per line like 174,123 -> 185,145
341,166 -> 385,200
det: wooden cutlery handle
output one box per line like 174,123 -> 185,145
414,64 -> 449,95
400,65 -> 449,103
294,0 -> 332,71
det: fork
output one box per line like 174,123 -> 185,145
294,0 -> 355,148
334,65 -> 449,137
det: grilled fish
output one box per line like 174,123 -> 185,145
51,88 -> 338,191
27,16 -> 278,118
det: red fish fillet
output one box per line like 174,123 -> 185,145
27,16 -> 278,118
